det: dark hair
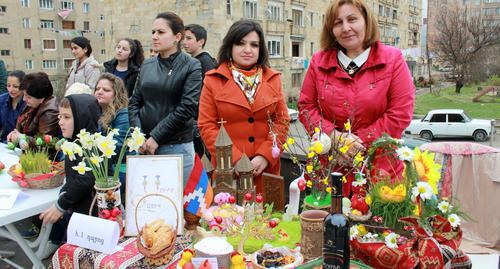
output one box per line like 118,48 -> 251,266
185,24 -> 208,48
71,36 -> 92,56
20,72 -> 53,99
8,70 -> 26,83
217,20 -> 269,69
119,38 -> 145,67
155,12 -> 184,49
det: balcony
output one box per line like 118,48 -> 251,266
408,22 -> 420,31
266,21 -> 286,34
291,25 -> 305,39
291,0 -> 307,6
291,57 -> 305,70
409,5 -> 418,14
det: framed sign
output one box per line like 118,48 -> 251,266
124,155 -> 184,236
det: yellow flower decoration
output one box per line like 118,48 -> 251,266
326,187 -> 332,193
312,142 -> 323,154
339,145 -> 350,154
357,224 -> 368,236
344,120 -> 351,131
287,137 -> 295,145
306,165 -> 313,173
314,127 -> 320,133
328,155 -> 333,161
354,152 -> 364,165
342,176 -> 347,183
413,148 -> 442,194
307,152 -> 315,158
306,180 -> 313,188
365,195 -> 372,205
283,143 -> 289,152
322,177 -> 329,185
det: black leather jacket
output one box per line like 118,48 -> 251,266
129,51 -> 202,146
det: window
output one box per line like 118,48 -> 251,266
379,5 -> 384,16
43,39 -> 56,50
63,39 -> 72,48
0,6 -> 6,12
292,42 -> 302,57
83,2 -> 89,13
267,36 -> 282,57
243,0 -> 257,19
83,21 -> 90,31
448,114 -> 465,123
430,114 -> 446,122
101,49 -> 106,55
63,58 -> 73,69
24,39 -> 32,49
39,0 -> 53,9
393,9 -> 397,19
292,9 -> 303,26
62,20 -> 75,29
0,50 -> 10,56
309,12 -> 314,26
267,2 -> 282,21
61,1 -> 74,10
25,60 -> 34,70
99,14 -> 104,21
21,0 -> 30,7
42,60 -> 57,69
226,0 -> 231,15
40,20 -> 54,29
310,42 -> 315,56
23,18 -> 31,28
0,28 -> 8,34
99,31 -> 105,37
291,73 -> 302,88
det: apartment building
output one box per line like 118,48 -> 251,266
0,0 -> 105,94
101,0 -> 421,99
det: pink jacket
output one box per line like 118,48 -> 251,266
298,42 -> 415,188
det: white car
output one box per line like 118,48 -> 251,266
288,108 -> 298,122
405,109 -> 494,141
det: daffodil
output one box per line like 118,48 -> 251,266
438,200 -> 452,214
90,154 -> 104,167
61,141 -> 80,161
412,181 -> 433,201
448,214 -> 461,228
396,146 -> 414,161
108,128 -> 120,137
287,137 -> 295,145
385,233 -> 399,249
126,127 -> 145,152
72,161 -> 92,175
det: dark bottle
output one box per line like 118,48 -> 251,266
323,172 -> 350,269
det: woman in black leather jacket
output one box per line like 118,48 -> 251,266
129,12 -> 202,186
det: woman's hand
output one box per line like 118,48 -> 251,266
40,205 -> 64,224
144,137 -> 159,155
7,129 -> 21,143
251,155 -> 269,177
330,130 -> 366,166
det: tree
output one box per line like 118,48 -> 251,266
430,3 -> 500,93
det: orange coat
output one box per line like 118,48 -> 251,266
198,63 -> 290,193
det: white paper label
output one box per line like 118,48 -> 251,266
67,213 -> 122,254
191,257 -> 218,269
0,189 -> 24,210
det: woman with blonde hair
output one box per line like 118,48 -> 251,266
94,73 -> 129,191
298,0 -> 414,195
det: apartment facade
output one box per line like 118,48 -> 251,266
0,0 -> 105,94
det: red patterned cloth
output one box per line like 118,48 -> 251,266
51,236 -> 191,269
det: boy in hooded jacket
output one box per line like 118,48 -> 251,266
39,94 -> 101,258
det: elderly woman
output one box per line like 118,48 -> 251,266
298,0 -> 415,195
7,72 -> 59,147
198,20 -> 290,194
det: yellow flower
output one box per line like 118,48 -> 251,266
328,155 -> 333,161
312,142 -> 323,154
287,137 -> 295,145
342,176 -> 347,183
90,154 -> 104,167
72,161 -> 91,175
365,195 -> 372,205
413,148 -> 442,194
344,120 -> 351,131
322,177 -> 329,185
314,127 -> 320,133
357,224 -> 368,236
306,165 -> 313,173
326,187 -> 332,193
306,180 -> 313,188
354,152 -> 364,166
283,143 -> 289,152
339,145 -> 349,154
307,151 -> 315,158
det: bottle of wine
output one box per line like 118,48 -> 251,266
323,172 -> 350,269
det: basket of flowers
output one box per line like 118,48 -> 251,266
135,193 -> 178,266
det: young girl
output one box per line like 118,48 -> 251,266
65,37 -> 101,91
39,94 -> 101,258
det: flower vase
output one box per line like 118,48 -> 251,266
303,194 -> 331,212
94,181 -> 124,237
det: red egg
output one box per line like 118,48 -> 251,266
297,179 -> 306,191
215,216 -> 223,224
228,195 -> 236,204
244,193 -> 253,201
268,220 -> 277,228
255,194 -> 263,203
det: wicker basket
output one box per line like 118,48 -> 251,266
8,162 -> 65,189
135,193 -> 179,266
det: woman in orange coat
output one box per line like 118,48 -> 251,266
198,20 -> 290,193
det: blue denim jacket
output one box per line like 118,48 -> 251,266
0,93 -> 26,142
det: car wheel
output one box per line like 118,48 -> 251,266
473,130 -> 488,142
420,130 -> 433,140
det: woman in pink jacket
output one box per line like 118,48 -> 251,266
298,0 -> 415,195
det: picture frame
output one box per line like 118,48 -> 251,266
124,155 -> 184,236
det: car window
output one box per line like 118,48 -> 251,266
430,114 -> 446,122
448,114 -> 464,123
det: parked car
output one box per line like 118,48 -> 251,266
288,108 -> 298,122
405,109 -> 493,141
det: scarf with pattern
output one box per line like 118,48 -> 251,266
229,62 -> 262,104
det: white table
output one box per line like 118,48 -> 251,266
0,143 -> 62,269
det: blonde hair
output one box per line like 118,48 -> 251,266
320,0 -> 379,51
96,73 -> 128,130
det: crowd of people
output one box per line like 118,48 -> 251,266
0,0 -> 414,260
